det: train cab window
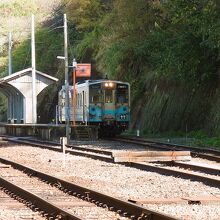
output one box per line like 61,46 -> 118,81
105,90 -> 114,103
90,89 -> 103,103
116,89 -> 128,104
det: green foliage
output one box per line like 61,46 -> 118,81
95,0 -> 157,79
0,57 -> 8,77
35,29 -> 64,74
64,0 -> 108,32
12,40 -> 31,72
0,94 -> 7,122
147,0 -> 220,81
12,28 -> 64,74
0,0 -> 37,16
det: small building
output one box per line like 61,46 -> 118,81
0,68 -> 58,123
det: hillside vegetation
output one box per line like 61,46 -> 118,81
0,0 -> 61,74
0,0 -> 61,120
1,0 -> 220,139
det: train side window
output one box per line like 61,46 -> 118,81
78,93 -> 80,107
84,92 -> 86,105
76,94 -> 77,107
77,94 -> 79,107
78,94 -> 80,107
80,94 -> 82,106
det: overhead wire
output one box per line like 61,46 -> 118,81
47,18 -> 63,31
47,25 -> 64,33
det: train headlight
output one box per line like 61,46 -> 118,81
109,82 -> 113,87
105,83 -> 109,87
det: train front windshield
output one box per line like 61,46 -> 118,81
89,84 -> 103,103
89,82 -> 129,104
116,84 -> 129,104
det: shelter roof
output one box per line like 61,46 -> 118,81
0,67 -> 58,83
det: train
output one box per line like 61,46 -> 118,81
58,79 -> 130,136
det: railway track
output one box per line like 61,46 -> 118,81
3,137 -> 220,189
0,179 -> 46,220
65,144 -> 220,189
114,136 -> 220,162
0,157 -> 176,220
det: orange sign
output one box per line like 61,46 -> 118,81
76,64 -> 91,77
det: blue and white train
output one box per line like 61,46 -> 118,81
58,80 -> 130,136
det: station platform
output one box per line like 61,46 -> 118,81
0,123 -> 98,141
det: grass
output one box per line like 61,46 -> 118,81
192,137 -> 220,151
122,129 -> 220,151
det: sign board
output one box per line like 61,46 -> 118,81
76,64 -> 91,77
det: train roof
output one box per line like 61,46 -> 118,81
60,79 -> 129,91
76,79 -> 130,86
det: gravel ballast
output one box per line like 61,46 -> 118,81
0,144 -> 219,220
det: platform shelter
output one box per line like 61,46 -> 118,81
0,68 -> 58,123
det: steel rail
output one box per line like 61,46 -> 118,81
0,175 -> 82,220
3,137 -> 114,162
3,137 -> 62,152
161,161 -> 220,176
125,162 -> 220,188
191,152 -> 220,163
3,137 -> 220,188
67,144 -> 112,156
0,157 -> 177,220
119,136 -> 220,155
113,137 -> 220,162
67,144 -> 219,178
65,146 -> 220,188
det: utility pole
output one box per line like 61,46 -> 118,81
72,59 -> 77,127
64,14 -> 70,144
8,32 -> 12,75
31,14 -> 37,124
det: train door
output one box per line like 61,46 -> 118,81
103,89 -> 115,120
82,91 -> 86,123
